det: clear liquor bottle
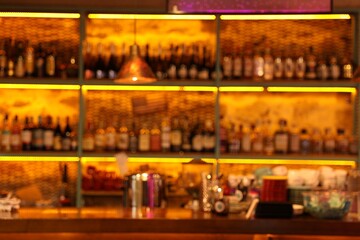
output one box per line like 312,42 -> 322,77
94,119 -> 106,152
138,122 -> 150,152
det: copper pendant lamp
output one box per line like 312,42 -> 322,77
114,19 -> 156,84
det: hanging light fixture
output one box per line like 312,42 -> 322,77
114,18 -> 157,84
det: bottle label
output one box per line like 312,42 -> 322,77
317,64 -> 328,80
10,134 -> 21,147
96,70 -> 105,79
223,57 -> 232,78
46,55 -> 55,76
25,53 -> 34,75
54,136 -> 62,150
274,58 -> 283,78
253,57 -> 264,78
244,57 -> 253,78
105,133 -> 116,149
290,134 -> 300,153
233,57 -> 242,78
203,135 -> 215,150
178,65 -> 188,79
264,58 -> 274,81
62,138 -> 71,151
44,130 -> 54,147
189,66 -> 198,79
167,65 -> 177,79
284,58 -> 294,79
198,69 -> 209,80
192,134 -> 203,151
33,129 -> 44,147
1,133 -> 10,150
95,134 -> 105,148
330,65 -> 340,79
83,137 -> 95,151
161,131 -> 171,149
15,57 -> 25,78
150,135 -> 161,151
108,70 -> 116,80
324,139 -> 335,152
295,59 -> 306,79
241,135 -> 251,152
275,134 -> 288,152
21,130 -> 32,144
252,139 -> 263,153
138,135 -> 150,151
170,130 -> 182,146
117,133 -> 129,150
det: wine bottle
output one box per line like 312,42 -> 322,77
21,116 -> 32,151
107,43 -> 118,80
44,115 -> 55,151
35,43 -> 45,78
1,114 -> 10,151
14,40 -> 25,78
62,116 -> 72,151
0,39 -> 6,78
95,43 -> 106,79
32,115 -> 44,151
53,117 -> 63,151
24,40 -> 35,77
83,121 -> 95,152
10,115 -> 21,151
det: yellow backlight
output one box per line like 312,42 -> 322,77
81,157 -> 216,164
267,86 -> 356,93
220,14 -> 351,21
82,85 -> 216,92
88,14 -> 216,20
220,158 -> 355,167
0,84 -> 80,90
0,12 -> 80,18
219,86 -> 264,92
0,156 -> 79,162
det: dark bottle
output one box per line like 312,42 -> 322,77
7,38 -> 15,78
21,116 -> 32,151
203,119 -> 215,152
59,163 -> 71,206
45,44 -> 56,77
170,116 -> 182,152
167,44 -> 177,80
198,46 -> 210,80
14,40 -> 25,78
188,45 -> 199,80
66,53 -> 79,78
233,48 -> 243,80
305,46 -> 317,80
181,117 -> 192,152
274,119 -> 289,154
191,119 -> 203,152
300,129 -> 311,154
107,43 -> 118,80
24,40 -> 35,77
54,117 -> 63,151
83,41 -> 95,80
336,129 -> 349,154
177,44 -> 188,80
44,115 -> 55,151
155,44 -> 165,80
32,115 -> 44,150
95,43 -> 106,79
0,39 -> 6,78
35,43 -> 46,78
62,116 -> 72,151
144,43 -> 151,66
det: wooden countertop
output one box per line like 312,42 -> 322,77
1,208 -> 360,236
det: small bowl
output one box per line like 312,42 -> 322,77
302,190 -> 352,219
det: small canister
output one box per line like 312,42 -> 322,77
261,176 -> 288,202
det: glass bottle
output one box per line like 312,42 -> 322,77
263,120 -> 274,155
219,119 -> 228,154
1,114 -> 10,151
191,118 -> 203,152
161,117 -> 171,152
198,46 -> 209,80
129,121 -> 138,153
305,46 -> 317,80
283,48 -> 294,80
241,124 -> 251,153
336,129 -> 349,154
289,124 -> 300,154
138,123 -> 150,152
105,117 -> 116,151
117,120 -> 129,151
107,42 -> 118,80
150,123 -> 162,152
188,45 -> 199,80
329,56 -> 340,80
32,115 -> 44,151
316,55 -> 328,81
53,117 -> 63,151
0,39 -> 7,78
35,42 -> 45,78
43,115 -> 55,151
251,123 -> 263,154
177,44 -> 188,80
45,44 -> 56,77
222,51 -> 233,80
243,44 -> 253,79
14,40 -> 25,78
233,48 -> 243,80
263,46 -> 274,81
274,119 -> 289,154
167,44 -> 177,80
349,135 -> 358,155
94,119 -> 106,152
10,115 -> 21,151
95,43 -> 106,79
323,128 -> 336,154
24,40 -> 34,77
342,56 -> 353,80
155,44 -> 165,80
299,129 -> 311,154
203,119 -> 215,153
273,50 -> 283,79
253,47 -> 264,81
228,123 -> 240,154
62,116 -> 72,151
21,116 -> 32,151
312,128 -> 323,154
83,121 -> 95,152
83,41 -> 94,80
295,49 -> 306,80
181,117 -> 192,152
170,116 -> 182,152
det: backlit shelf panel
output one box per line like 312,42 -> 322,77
0,151 -> 79,162
0,78 -> 80,90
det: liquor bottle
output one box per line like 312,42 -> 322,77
273,50 -> 283,79
342,56 -> 353,79
263,46 -> 274,81
150,123 -> 162,152
1,114 -> 10,151
66,53 -> 79,78
188,45 -> 199,80
117,121 -> 129,151
295,49 -> 306,80
251,123 -> 263,154
219,120 -> 228,154
228,123 -> 240,153
316,55 -> 328,81
289,124 -> 300,154
181,118 -> 192,152
10,115 -> 21,151
283,48 -> 294,80
198,46 -> 209,80
323,128 -> 336,154
263,120 -> 274,155
24,40 -> 35,77
70,120 -> 78,151
83,41 -> 94,80
0,39 -> 6,77
62,116 -> 72,151
161,117 -> 171,152
7,39 -> 15,77
233,48 -> 243,79
274,119 -> 289,154
177,44 -> 188,80
170,116 -> 182,152
95,43 -> 106,79
155,44 -> 165,80
94,119 -> 106,152
191,119 -> 203,152
35,43 -> 46,78
105,118 -> 116,151
21,116 -> 32,151
299,129 -> 311,154
45,44 -> 56,77
167,44 -> 177,80
253,47 -> 264,81
243,44 -> 253,79
32,115 -> 44,151
329,56 -> 340,80
129,122 -> 138,153
138,123 -> 150,152
144,44 -> 151,66
107,43 -> 118,80
83,121 -> 95,152
241,124 -> 251,153
336,129 -> 349,154
53,117 -> 63,151
305,46 -> 317,80
59,163 -> 71,206
43,115 -> 55,151
14,40 -> 25,78
312,128 -> 323,154
222,51 -> 233,80
203,119 -> 215,152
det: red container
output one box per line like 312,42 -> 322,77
261,176 -> 288,202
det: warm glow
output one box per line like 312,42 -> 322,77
81,157 -> 216,164
220,14 -> 351,20
132,77 -> 138,82
267,87 -> 356,93
0,156 -> 79,162
220,158 -> 356,167
88,14 -> 216,20
82,85 -> 217,92
219,86 -> 264,92
0,84 -> 80,90
0,12 -> 80,18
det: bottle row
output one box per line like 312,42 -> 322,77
220,119 -> 358,155
83,42 -> 354,82
0,114 -> 77,152
0,38 -> 79,79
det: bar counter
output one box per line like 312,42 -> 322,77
1,208 -> 360,240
